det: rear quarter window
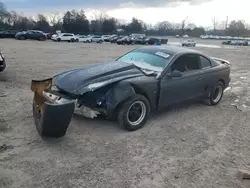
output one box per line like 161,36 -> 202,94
200,56 -> 212,68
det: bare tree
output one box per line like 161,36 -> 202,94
48,12 -> 63,25
211,16 -> 218,34
181,16 -> 188,35
225,16 -> 228,30
92,10 -> 108,22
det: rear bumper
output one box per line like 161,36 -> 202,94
31,78 -> 75,138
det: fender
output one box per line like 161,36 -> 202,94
104,81 -> 136,109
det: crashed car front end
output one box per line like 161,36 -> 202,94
30,73 -> 138,138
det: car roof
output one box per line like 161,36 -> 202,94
134,45 -> 202,56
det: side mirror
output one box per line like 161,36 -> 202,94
167,70 -> 182,78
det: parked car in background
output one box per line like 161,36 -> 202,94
110,36 -> 124,43
160,38 -> 168,44
45,33 -> 53,39
145,37 -> 160,45
130,33 -> 146,39
102,35 -> 112,42
91,35 -> 103,43
52,33 -> 79,42
133,37 -> 147,45
78,35 -> 92,43
182,39 -> 196,47
15,30 -> 47,41
183,34 -> 189,38
0,50 -> 6,72
230,40 -> 249,46
0,30 -> 19,38
117,36 -> 133,45
222,40 -> 231,45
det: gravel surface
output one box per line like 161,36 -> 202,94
0,38 -> 250,188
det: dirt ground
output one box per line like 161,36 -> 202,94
0,38 -> 250,188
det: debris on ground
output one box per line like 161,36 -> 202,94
0,144 -> 13,153
238,169 -> 250,179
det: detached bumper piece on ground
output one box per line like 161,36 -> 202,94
0,51 -> 6,72
31,79 -> 75,138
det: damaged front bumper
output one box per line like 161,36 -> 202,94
31,77 -> 103,138
31,78 -> 76,138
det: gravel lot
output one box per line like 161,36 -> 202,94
0,38 -> 250,188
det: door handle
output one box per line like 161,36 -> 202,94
197,77 -> 203,81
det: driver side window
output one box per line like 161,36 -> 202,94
170,54 -> 201,73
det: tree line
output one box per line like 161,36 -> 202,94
0,2 -> 249,37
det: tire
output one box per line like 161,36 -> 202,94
203,81 -> 224,105
39,37 -> 45,41
70,38 -> 74,42
57,38 -> 61,42
20,36 -> 25,40
117,94 -> 151,131
75,39 -> 79,42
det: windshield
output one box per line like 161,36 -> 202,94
117,51 -> 172,72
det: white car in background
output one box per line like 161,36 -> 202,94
182,39 -> 196,47
91,35 -> 103,43
102,35 -> 111,42
78,35 -> 93,43
52,33 -> 79,42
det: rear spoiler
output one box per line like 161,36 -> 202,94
211,57 -> 231,66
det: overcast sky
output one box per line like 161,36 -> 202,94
2,0 -> 249,27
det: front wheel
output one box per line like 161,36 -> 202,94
204,81 -> 224,105
117,95 -> 150,131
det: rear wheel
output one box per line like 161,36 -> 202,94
117,95 -> 150,131
204,81 -> 224,105
39,36 -> 45,41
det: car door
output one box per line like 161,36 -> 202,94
158,53 -> 205,108
62,34 -> 68,41
198,55 -> 217,97
26,31 -> 34,39
68,34 -> 74,40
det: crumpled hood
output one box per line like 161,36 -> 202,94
54,61 -> 144,95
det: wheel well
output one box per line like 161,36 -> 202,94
130,84 -> 152,108
219,79 -> 225,87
